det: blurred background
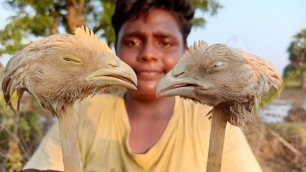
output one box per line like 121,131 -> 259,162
0,0 -> 305,171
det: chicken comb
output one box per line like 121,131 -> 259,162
75,26 -> 113,53
187,40 -> 208,53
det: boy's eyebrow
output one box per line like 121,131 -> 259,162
122,31 -> 143,38
153,31 -> 177,39
122,31 -> 177,39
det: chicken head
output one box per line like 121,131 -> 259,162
1,26 -> 137,115
157,41 -> 283,127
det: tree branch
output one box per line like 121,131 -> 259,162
267,127 -> 303,157
78,0 -> 84,14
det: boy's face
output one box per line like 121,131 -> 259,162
116,9 -> 185,99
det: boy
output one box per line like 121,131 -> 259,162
23,0 -> 262,171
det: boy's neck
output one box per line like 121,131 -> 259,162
124,92 -> 176,154
124,92 -> 175,118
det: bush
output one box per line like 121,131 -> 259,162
0,93 -> 52,171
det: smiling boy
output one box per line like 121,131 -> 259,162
23,0 -> 262,171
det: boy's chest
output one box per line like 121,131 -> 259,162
82,122 -> 206,172
128,116 -> 172,154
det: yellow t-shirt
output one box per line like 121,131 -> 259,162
23,93 -> 262,172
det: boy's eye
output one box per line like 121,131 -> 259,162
124,38 -> 142,47
159,40 -> 172,48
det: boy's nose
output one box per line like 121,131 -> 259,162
138,43 -> 160,63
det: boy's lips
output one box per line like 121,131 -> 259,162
136,70 -> 164,79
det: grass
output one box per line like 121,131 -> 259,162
245,122 -> 306,172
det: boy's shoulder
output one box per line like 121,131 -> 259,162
73,92 -> 125,122
77,92 -> 124,107
176,97 -> 212,115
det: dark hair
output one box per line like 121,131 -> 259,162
111,0 -> 195,45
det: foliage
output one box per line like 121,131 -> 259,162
283,29 -> 306,89
287,29 -> 306,64
284,65 -> 306,88
0,0 -> 222,57
259,87 -> 280,108
284,29 -> 306,75
0,93 -> 53,171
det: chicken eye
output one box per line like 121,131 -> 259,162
63,57 -> 82,64
206,61 -> 226,73
214,61 -> 224,67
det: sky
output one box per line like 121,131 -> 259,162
188,0 -> 306,74
0,0 -> 306,75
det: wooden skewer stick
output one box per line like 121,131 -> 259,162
58,103 -> 82,172
206,106 -> 228,172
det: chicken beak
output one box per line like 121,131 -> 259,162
156,72 -> 199,98
86,59 -> 137,90
157,71 -> 221,106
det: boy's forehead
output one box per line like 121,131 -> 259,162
121,26 -> 178,38
119,9 -> 182,38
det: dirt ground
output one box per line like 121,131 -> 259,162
245,88 -> 306,172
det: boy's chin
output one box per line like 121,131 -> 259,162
128,85 -> 159,100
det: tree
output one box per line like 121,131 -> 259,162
284,29 -> 306,89
284,29 -> 306,76
287,29 -> 306,65
0,0 -> 222,57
